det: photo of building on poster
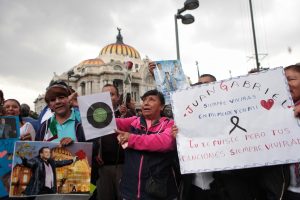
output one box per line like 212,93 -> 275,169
9,141 -> 92,197
153,60 -> 189,104
0,116 -> 20,198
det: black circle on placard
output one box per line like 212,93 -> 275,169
87,102 -> 113,128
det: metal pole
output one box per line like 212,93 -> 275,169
249,0 -> 260,71
196,61 -> 200,80
175,14 -> 180,60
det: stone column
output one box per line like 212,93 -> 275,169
86,81 -> 91,95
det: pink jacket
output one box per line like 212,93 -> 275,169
116,116 -> 178,200
116,116 -> 175,152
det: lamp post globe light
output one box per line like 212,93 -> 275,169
180,14 -> 195,24
175,0 -> 199,60
184,0 -> 199,10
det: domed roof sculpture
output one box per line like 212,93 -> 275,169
99,28 -> 141,59
79,58 -> 105,66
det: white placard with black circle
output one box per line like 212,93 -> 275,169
78,92 -> 116,140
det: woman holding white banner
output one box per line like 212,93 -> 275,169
211,68 -> 291,200
283,63 -> 300,200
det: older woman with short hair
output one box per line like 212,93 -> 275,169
283,63 -> 300,200
116,89 -> 179,200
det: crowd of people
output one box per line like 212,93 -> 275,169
0,62 -> 300,200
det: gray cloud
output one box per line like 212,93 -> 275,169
0,0 -> 299,106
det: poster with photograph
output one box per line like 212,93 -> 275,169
171,67 -> 300,174
9,141 -> 92,197
153,60 -> 189,104
0,116 -> 19,139
0,116 -> 20,198
78,92 -> 117,140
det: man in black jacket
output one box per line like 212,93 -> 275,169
93,84 -> 134,200
21,146 -> 75,195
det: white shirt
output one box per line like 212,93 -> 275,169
20,122 -> 36,140
44,162 -> 54,189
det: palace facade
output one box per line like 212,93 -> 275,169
34,28 -> 155,113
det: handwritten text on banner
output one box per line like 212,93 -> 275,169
171,68 -> 300,174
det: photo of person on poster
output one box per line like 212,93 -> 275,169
0,117 -> 17,139
20,146 -> 77,196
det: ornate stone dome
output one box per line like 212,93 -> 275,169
79,58 -> 105,66
99,28 -> 141,59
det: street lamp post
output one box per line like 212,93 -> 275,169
249,0 -> 260,71
196,61 -> 200,80
174,15 -> 180,60
175,0 -> 199,60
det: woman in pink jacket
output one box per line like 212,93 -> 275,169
115,89 -> 179,200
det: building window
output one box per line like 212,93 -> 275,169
113,65 -> 122,71
80,82 -> 86,95
90,81 -> 93,93
146,75 -> 154,84
113,79 -> 123,94
113,80 -> 118,87
135,64 -> 138,68
23,175 -> 28,183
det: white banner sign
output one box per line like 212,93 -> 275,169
171,67 -> 300,174
78,92 -> 116,140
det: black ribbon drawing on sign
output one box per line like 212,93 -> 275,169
229,116 -> 247,134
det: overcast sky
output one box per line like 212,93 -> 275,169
0,0 -> 299,110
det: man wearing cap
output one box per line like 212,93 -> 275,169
38,81 -> 80,125
35,81 -> 85,144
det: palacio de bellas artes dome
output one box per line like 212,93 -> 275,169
34,28 -> 156,113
